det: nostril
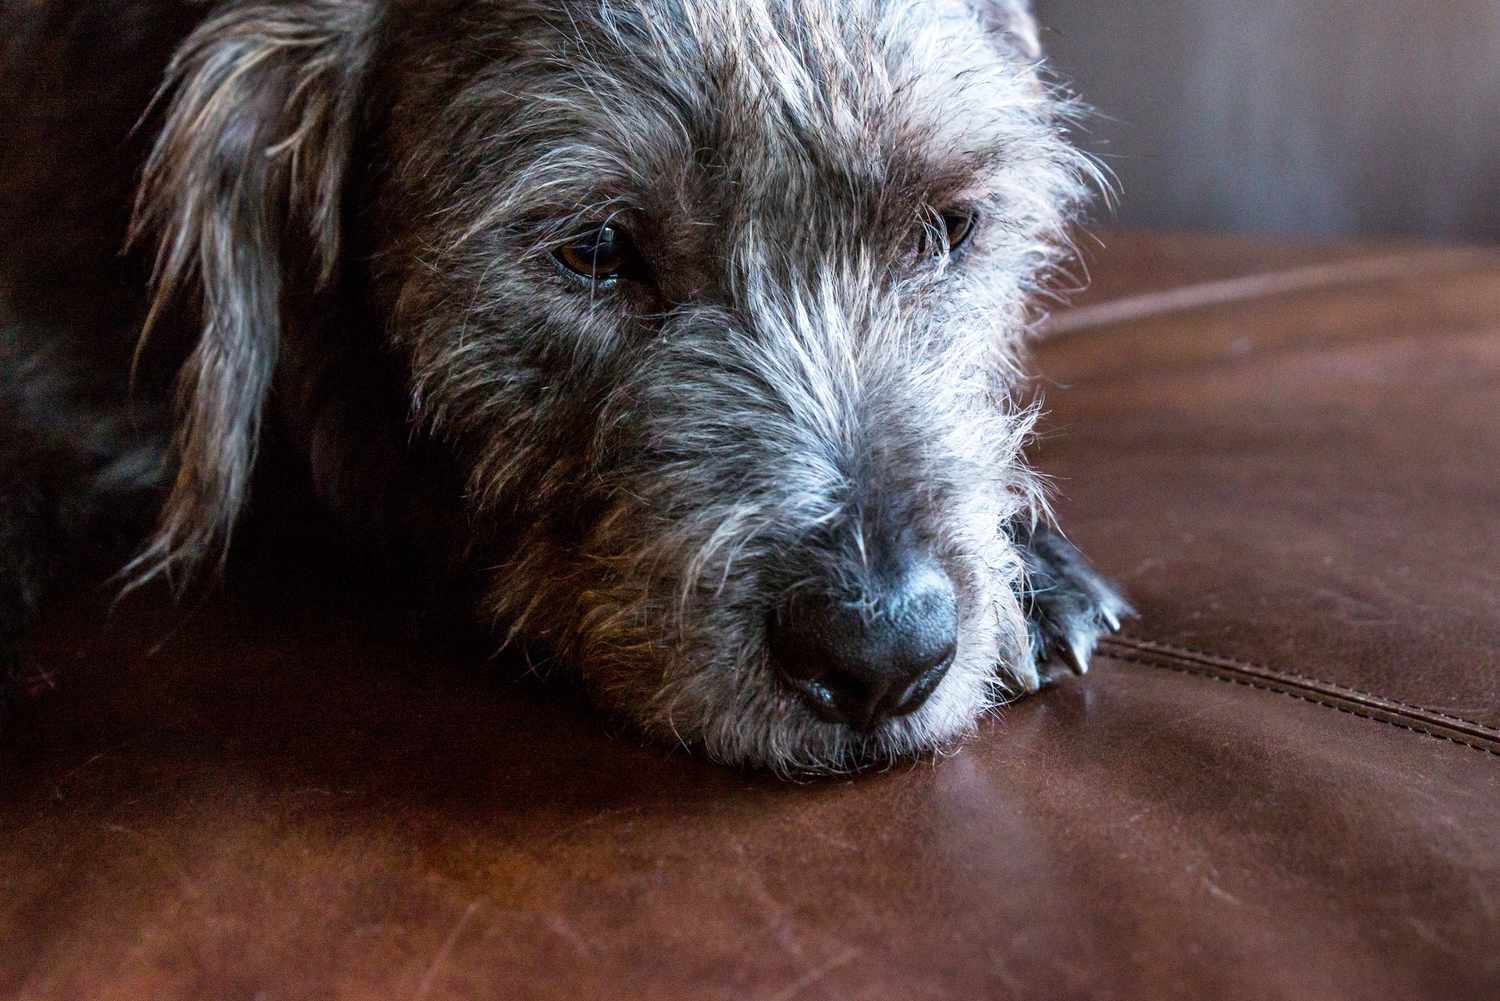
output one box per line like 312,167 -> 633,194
768,556 -> 960,729
889,655 -> 955,716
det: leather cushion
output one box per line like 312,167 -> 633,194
5,232 -> 1497,999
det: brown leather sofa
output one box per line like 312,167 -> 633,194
5,232 -> 1497,999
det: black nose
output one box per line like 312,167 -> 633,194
768,558 -> 959,730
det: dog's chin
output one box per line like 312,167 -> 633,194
706,663 -> 1001,777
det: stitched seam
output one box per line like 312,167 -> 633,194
1050,321 -> 1500,395
1043,249 -> 1500,337
1111,633 -> 1498,735
1105,651 -> 1500,761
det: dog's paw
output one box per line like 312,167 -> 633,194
1013,522 -> 1134,690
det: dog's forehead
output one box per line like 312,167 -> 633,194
488,0 -> 1036,217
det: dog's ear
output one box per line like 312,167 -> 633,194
975,0 -> 1044,60
130,1 -> 378,583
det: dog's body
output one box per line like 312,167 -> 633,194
1,0 -> 1128,774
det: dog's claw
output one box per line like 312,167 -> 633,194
1062,633 -> 1092,676
1014,522 -> 1133,687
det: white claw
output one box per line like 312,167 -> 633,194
1010,658 -> 1044,695
1065,634 -> 1092,675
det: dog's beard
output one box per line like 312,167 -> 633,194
650,510 -> 1032,776
481,466 -> 1037,776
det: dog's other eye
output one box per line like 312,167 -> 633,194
555,223 -> 639,282
916,209 -> 979,260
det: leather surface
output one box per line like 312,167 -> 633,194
1040,238 -> 1500,733
5,233 -> 1499,1000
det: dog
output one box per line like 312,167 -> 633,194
0,0 -> 1129,775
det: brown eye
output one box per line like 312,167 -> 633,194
555,223 -> 636,282
916,209 -> 979,259
941,209 -> 977,252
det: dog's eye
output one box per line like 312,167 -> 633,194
942,210 -> 977,252
916,209 -> 979,260
555,224 -> 638,282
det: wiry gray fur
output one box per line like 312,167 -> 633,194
0,0 -> 1128,774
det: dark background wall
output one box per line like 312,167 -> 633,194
1037,1 -> 1500,242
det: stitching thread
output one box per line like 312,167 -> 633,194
1111,633 -> 1499,736
1043,249 -> 1500,337
1104,651 -> 1500,761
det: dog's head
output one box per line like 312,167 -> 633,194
134,0 -> 1097,774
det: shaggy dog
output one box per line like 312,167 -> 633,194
0,0 -> 1128,774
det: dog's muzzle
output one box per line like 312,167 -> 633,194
768,552 -> 959,731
